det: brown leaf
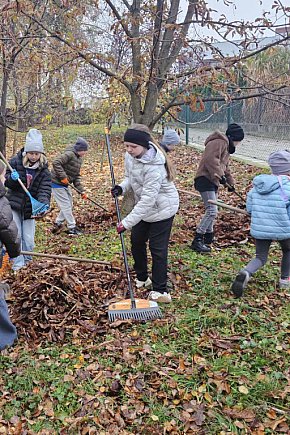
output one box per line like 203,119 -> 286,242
223,407 -> 256,422
192,404 -> 205,426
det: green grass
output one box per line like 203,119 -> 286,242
1,125 -> 289,433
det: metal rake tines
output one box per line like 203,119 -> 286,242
108,307 -> 163,322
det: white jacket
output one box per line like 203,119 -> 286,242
120,143 -> 179,230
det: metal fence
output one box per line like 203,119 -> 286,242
172,97 -> 290,162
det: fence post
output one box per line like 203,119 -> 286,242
185,105 -> 190,145
227,101 -> 232,125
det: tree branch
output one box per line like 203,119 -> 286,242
103,0 -> 133,39
171,33 -> 290,81
20,10 -> 132,91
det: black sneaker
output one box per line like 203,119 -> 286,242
231,270 -> 250,298
68,227 -> 83,236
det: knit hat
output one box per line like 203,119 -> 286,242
124,129 -> 151,149
160,129 -> 180,146
74,137 -> 89,152
0,160 -> 6,176
24,129 -> 44,153
268,150 -> 290,175
226,123 -> 244,141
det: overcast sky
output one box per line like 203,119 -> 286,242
180,0 -> 289,39
206,0 -> 288,23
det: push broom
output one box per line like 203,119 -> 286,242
104,128 -> 162,322
0,151 -> 49,216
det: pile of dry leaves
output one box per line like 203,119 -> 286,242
8,261 -> 128,342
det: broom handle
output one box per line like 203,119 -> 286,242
104,129 -> 136,309
0,151 -> 30,196
20,250 -> 111,265
69,183 -> 108,212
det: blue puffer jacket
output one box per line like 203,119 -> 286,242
247,174 -> 290,240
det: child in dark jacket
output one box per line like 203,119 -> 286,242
5,129 -> 51,271
231,150 -> 290,297
0,160 -> 21,351
51,138 -> 89,236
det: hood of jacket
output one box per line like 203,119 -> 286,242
137,142 -> 165,166
252,174 -> 284,194
65,144 -> 82,157
204,130 -> 228,147
65,144 -> 75,153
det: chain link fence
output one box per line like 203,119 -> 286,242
172,97 -> 290,162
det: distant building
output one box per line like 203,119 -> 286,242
202,25 -> 290,65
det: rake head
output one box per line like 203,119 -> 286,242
108,299 -> 162,322
30,198 -> 49,216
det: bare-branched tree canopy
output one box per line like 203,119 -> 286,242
1,0 -> 290,144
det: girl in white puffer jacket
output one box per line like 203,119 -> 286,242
111,127 -> 179,303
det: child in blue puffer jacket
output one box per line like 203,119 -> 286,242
231,150 -> 290,297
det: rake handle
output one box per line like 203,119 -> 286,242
104,129 -> 136,310
20,250 -> 111,265
225,181 -> 246,203
69,183 -> 108,212
0,151 -> 30,196
208,200 -> 249,215
177,188 -> 248,215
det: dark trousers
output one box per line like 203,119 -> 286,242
245,238 -> 290,279
131,217 -> 174,293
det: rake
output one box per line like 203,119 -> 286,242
104,128 -> 162,322
225,181 -> 246,203
68,183 -> 108,212
0,151 -> 49,216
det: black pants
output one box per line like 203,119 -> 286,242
131,216 -> 174,293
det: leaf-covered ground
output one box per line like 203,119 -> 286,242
0,125 -> 289,434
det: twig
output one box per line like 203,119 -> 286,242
58,303 -> 78,327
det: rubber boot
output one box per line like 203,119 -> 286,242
190,233 -> 211,253
204,232 -> 214,246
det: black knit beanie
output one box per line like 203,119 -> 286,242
226,123 -> 244,141
74,137 -> 89,152
124,129 -> 151,149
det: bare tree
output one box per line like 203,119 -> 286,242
16,0 -> 290,128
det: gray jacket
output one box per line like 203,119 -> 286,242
120,144 -> 179,230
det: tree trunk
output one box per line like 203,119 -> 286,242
0,68 -> 10,156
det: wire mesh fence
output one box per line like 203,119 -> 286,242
172,96 -> 290,162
